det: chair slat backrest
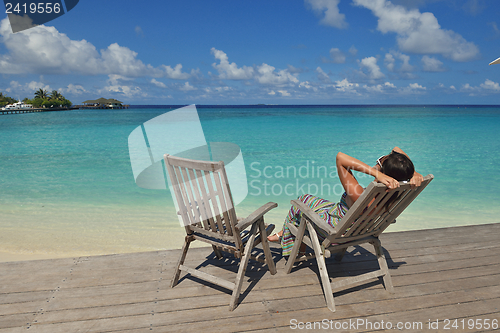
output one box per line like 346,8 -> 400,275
329,174 -> 434,244
164,154 -> 241,246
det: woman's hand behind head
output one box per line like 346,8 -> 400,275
375,172 -> 400,191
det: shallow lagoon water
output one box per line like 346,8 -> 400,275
1,106 -> 498,258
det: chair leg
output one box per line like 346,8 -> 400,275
285,216 -> 308,274
212,245 -> 223,259
372,238 -> 394,293
307,221 -> 336,312
171,236 -> 192,288
258,218 -> 276,275
230,223 -> 258,311
334,248 -> 347,262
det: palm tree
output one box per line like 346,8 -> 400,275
50,90 -> 63,101
34,88 -> 48,100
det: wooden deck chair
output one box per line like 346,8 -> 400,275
284,174 -> 434,312
164,154 -> 277,311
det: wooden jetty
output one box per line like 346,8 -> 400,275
0,107 -> 78,115
1,223 -> 499,332
0,105 -> 130,115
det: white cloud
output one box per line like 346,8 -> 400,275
214,86 -> 232,93
305,0 -> 348,29
100,43 -> 163,77
0,18 -> 188,78
461,80 -> 500,95
179,82 -> 196,91
353,0 -> 479,61
398,53 -> 413,72
60,84 -> 87,95
0,18 -> 102,74
409,82 -> 425,90
334,78 -> 359,92
299,81 -> 318,92
151,79 -> 167,88
100,75 -> 146,98
329,48 -> 346,63
255,63 -> 299,85
462,83 -> 473,91
135,26 -> 144,37
162,64 -> 191,80
360,57 -> 385,80
211,48 -> 254,80
316,67 -> 330,83
210,48 -> 298,86
5,80 -> 20,93
385,54 -> 396,72
28,81 -> 51,92
101,84 -> 144,98
399,82 -> 426,94
5,80 -> 51,94
488,22 -> 500,37
421,55 -> 445,72
287,65 -> 304,74
363,81 -> 397,93
480,79 -> 500,91
462,0 -> 486,16
349,45 -> 358,56
364,84 -> 385,93
436,83 -> 456,91
107,74 -> 133,86
277,90 -> 291,97
385,51 -> 414,77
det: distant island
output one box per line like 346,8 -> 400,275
0,89 -> 72,108
1,91 -> 128,114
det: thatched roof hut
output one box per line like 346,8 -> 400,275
82,98 -> 123,105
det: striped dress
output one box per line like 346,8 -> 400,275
281,193 -> 349,256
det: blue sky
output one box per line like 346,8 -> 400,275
1,0 -> 500,104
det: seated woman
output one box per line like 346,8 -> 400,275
268,147 -> 423,256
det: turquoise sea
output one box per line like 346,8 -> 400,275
1,105 -> 499,258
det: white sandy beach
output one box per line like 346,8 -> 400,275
0,198 -> 495,263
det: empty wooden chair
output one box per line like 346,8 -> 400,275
284,174 -> 433,312
164,154 -> 277,311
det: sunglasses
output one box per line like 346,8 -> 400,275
376,154 -> 389,168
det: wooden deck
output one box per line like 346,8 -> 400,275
1,223 -> 499,332
0,107 -> 78,115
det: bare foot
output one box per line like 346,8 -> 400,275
267,231 -> 283,243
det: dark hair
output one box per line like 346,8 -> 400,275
380,151 -> 414,181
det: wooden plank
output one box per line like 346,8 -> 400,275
178,264 -> 235,291
159,244 -> 500,289
165,155 -> 218,172
0,312 -> 37,331
5,264 -> 498,330
22,276 -> 500,332
0,223 -> 499,332
162,288 -> 500,332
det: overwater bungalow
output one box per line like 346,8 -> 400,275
81,97 -> 128,109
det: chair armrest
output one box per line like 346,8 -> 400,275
290,199 -> 336,236
236,202 -> 278,231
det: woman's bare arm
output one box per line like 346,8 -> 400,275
336,152 -> 400,204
